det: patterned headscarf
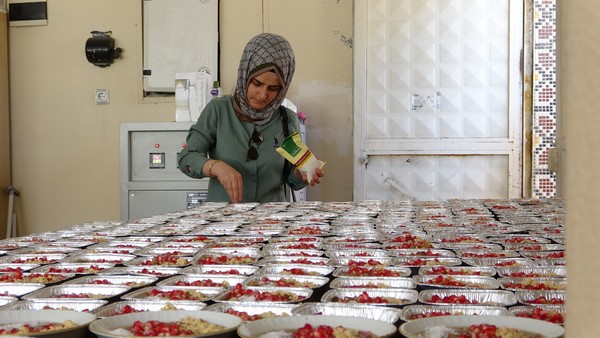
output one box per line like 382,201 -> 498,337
233,33 -> 295,125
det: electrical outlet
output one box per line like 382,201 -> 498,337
95,89 -> 110,105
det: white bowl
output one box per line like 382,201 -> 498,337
0,309 -> 96,338
237,315 -> 397,338
89,310 -> 242,338
399,314 -> 565,338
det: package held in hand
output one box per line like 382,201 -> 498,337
276,132 -> 325,184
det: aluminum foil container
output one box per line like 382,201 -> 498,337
124,255 -> 192,267
321,235 -> 379,245
157,275 -> 247,288
508,305 -> 565,324
456,250 -> 521,259
208,241 -> 264,250
496,266 -> 566,278
321,288 -> 418,306
8,246 -> 80,256
388,249 -> 456,258
461,257 -> 537,267
323,242 -> 382,251
262,249 -> 325,258
400,304 -> 510,321
213,285 -> 312,303
93,300 -> 207,318
243,274 -> 329,289
519,250 -> 565,260
329,256 -> 394,267
63,274 -> 158,288
329,276 -> 416,289
121,286 -> 221,301
212,235 -> 270,244
204,302 -> 297,321
0,253 -> 67,265
194,248 -> 262,264
534,258 -> 565,266
263,242 -> 323,251
419,289 -> 518,306
0,283 -> 45,297
21,284 -> 130,300
268,236 -> 323,244
0,264 -> 39,273
2,299 -> 107,312
325,249 -> 389,259
133,246 -> 202,257
182,264 -> 259,276
393,257 -> 462,267
438,243 -> 503,252
30,262 -> 115,274
256,264 -> 334,276
255,256 -> 330,267
0,271 -> 75,285
502,243 -> 565,251
487,235 -> 552,245
498,277 -> 567,291
434,234 -> 488,244
414,275 -> 500,290
332,265 -> 411,278
292,302 -> 402,324
60,253 -> 136,265
515,290 -> 566,306
0,295 -> 18,308
99,266 -> 181,277
418,265 -> 497,277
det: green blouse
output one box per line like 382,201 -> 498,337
178,96 -> 307,203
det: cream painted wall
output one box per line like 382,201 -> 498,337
1,12 -> 9,238
9,0 -> 353,235
561,1 -> 600,335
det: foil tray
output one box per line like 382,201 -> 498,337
1,298 -> 107,312
181,264 -> 259,276
99,266 -> 182,277
418,265 -> 497,277
123,255 -> 192,267
256,264 -> 334,276
243,274 -> 329,289
120,286 -> 222,302
325,248 -> 389,258
498,277 -> 567,291
393,257 -> 462,267
21,284 -> 131,300
496,266 -> 566,278
414,275 -> 500,290
30,262 -> 115,274
329,276 -> 416,289
204,302 -> 297,320
400,304 -> 511,321
0,282 -> 45,297
213,285 -> 313,303
93,300 -> 207,318
418,289 -> 517,307
60,253 -> 136,265
292,302 -> 402,324
255,256 -> 330,267
321,288 -> 419,306
515,289 -> 566,306
332,265 -> 411,278
157,275 -> 247,288
387,248 -> 456,258
461,257 -> 537,267
329,256 -> 394,267
261,248 -> 325,258
63,274 -> 158,288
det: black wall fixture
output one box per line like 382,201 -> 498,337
85,31 -> 122,68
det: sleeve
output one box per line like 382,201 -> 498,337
178,101 -> 219,179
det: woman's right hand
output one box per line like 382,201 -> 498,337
211,161 -> 243,203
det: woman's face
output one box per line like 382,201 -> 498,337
246,71 -> 282,110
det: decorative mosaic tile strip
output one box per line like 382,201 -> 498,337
532,0 -> 557,198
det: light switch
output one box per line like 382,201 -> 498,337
95,88 -> 110,105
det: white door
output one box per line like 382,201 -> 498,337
354,0 -> 523,201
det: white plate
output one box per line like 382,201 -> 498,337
399,315 -> 564,338
0,310 -> 96,338
89,310 -> 242,338
237,315 -> 397,338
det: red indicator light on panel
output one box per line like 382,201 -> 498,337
182,143 -> 187,148
154,143 -> 160,148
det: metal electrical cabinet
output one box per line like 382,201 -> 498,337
120,122 -> 208,221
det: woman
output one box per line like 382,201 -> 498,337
178,33 -> 324,203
